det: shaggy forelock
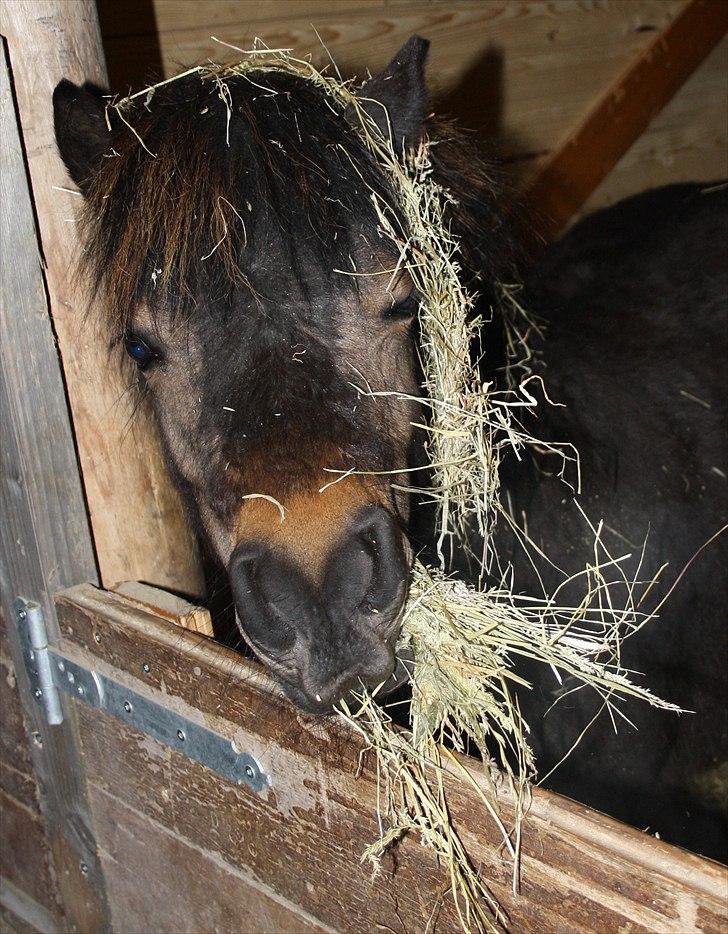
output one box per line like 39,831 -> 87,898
81,70 -> 401,336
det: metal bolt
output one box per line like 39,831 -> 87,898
34,688 -> 42,699
18,609 -> 27,621
57,660 -> 65,672
176,729 -> 186,742
244,764 -> 255,780
77,685 -> 85,697
123,700 -> 133,713
142,662 -> 150,673
79,861 -> 89,876
67,671 -> 75,684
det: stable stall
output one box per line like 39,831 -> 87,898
1,2 -> 726,931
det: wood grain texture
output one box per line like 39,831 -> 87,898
112,581 -> 214,636
0,793 -> 57,922
0,650 -> 40,815
0,904 -> 39,934
580,34 -> 728,214
87,783 -> 331,934
0,40 -> 108,934
0,0 -> 204,596
0,640 -> 59,930
96,0 -> 726,213
0,32 -> 98,609
0,878 -> 58,934
55,584 -> 728,934
522,0 -> 728,237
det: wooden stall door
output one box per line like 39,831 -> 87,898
43,584 -> 727,934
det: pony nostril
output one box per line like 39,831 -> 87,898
229,543 -> 302,656
323,505 -> 411,626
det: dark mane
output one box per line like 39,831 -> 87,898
83,71 -> 394,334
80,68 -> 513,338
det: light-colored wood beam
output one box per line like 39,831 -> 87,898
523,0 -> 728,240
1,0 -> 204,596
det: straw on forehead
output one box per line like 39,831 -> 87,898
81,56 -> 403,337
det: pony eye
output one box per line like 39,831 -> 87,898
124,335 -> 156,369
385,294 -> 420,320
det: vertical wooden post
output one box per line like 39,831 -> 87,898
1,37 -> 111,932
1,0 -> 204,596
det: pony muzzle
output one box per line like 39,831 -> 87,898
229,503 -> 412,711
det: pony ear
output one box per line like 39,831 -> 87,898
356,35 -> 430,153
53,80 -> 111,193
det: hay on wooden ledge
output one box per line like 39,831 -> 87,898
111,42 -> 679,934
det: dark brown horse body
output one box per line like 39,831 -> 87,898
505,183 -> 728,861
53,40 -> 726,859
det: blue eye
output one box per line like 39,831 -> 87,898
124,336 -> 156,368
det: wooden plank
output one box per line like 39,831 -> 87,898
0,793 -> 58,923
97,2 -> 725,216
583,35 -> 728,213
77,706 -> 588,934
0,904 -> 39,934
0,40 -> 110,934
522,0 -> 728,238
87,783 -> 331,934
101,0 -> 386,38
0,881 -> 57,934
56,584 -> 728,933
100,0 -> 686,147
0,650 -> 40,814
0,0 -> 204,595
112,581 -> 214,636
0,46 -> 98,604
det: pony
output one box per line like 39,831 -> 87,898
53,37 -> 726,859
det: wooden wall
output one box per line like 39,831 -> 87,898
97,0 -> 727,214
0,616 -> 61,933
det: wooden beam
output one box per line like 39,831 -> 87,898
0,40 -> 111,933
112,581 -> 214,637
0,1 -> 204,596
523,0 -> 728,240
55,582 -> 728,933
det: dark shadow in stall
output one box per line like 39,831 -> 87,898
96,0 -> 164,93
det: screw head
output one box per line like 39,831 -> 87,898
34,688 -> 42,699
176,729 -> 186,742
123,700 -> 133,713
79,861 -> 89,876
244,764 -> 255,779
57,660 -> 65,672
18,609 -> 27,621
77,685 -> 85,696
142,662 -> 150,673
31,731 -> 43,747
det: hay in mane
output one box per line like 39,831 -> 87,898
105,42 -> 677,934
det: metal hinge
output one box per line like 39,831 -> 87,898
14,598 -> 64,725
14,597 -> 270,793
